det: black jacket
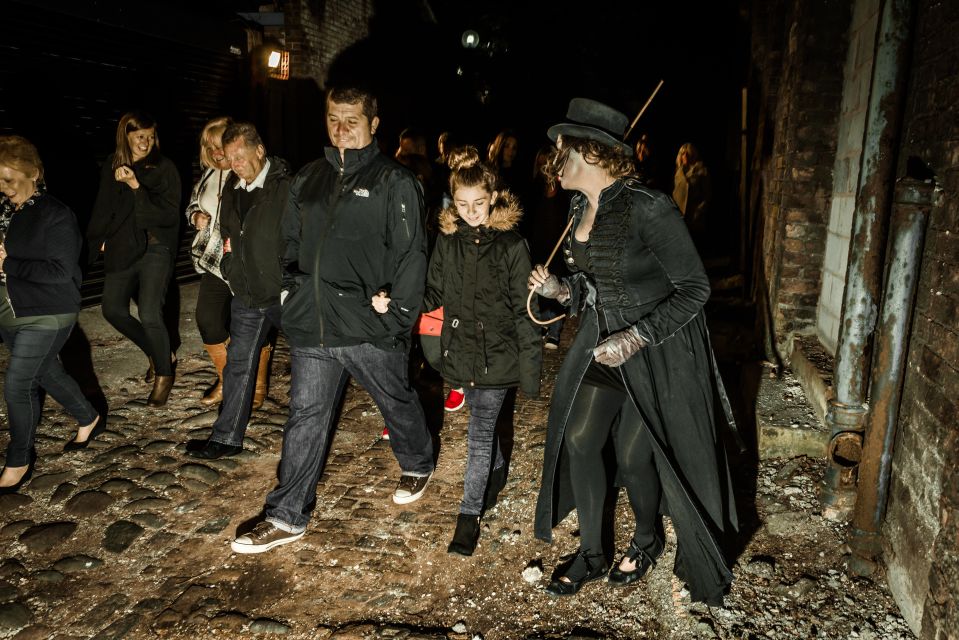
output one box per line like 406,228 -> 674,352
281,140 -> 427,350
3,193 -> 83,316
423,192 -> 541,396
87,151 -> 181,272
219,157 -> 290,308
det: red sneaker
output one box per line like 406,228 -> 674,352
444,388 -> 466,412
381,427 -> 390,441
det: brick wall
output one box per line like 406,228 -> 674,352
883,0 -> 959,636
755,0 -> 850,358
282,0 -> 374,86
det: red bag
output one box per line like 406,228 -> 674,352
416,307 -> 443,336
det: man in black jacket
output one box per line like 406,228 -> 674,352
231,87 -> 434,554
186,122 -> 289,459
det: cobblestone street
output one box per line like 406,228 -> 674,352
0,285 -> 915,639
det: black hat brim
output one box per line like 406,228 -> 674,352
547,123 -> 631,155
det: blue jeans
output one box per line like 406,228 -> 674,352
265,342 -> 434,529
1,322 -> 98,466
208,298 -> 281,447
101,245 -> 174,375
461,387 -> 508,516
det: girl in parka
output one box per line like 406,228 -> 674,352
422,146 -> 542,556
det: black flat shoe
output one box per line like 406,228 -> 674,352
185,438 -> 243,459
545,549 -> 608,596
608,541 -> 660,586
0,459 -> 35,495
447,514 -> 481,556
63,415 -> 107,452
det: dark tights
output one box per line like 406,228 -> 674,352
564,363 -> 662,559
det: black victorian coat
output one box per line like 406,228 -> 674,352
533,178 -> 738,605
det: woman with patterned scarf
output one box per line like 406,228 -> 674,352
0,135 -> 101,494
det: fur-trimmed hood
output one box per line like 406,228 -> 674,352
438,189 -> 523,235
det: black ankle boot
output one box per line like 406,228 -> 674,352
447,514 -> 481,556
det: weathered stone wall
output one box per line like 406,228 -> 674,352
816,0 -> 881,354
755,0 -> 850,358
282,0 -> 373,86
883,1 -> 959,637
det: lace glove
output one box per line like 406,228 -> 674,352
593,325 -> 647,367
539,274 -> 569,300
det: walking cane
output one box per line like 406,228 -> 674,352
527,80 -> 665,325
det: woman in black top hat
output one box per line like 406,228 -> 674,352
528,98 -> 737,605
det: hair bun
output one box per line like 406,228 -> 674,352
447,146 -> 481,172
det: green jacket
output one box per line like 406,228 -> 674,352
423,192 -> 542,397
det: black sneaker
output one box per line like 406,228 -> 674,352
544,336 -> 560,350
230,521 -> 303,554
392,472 -> 432,504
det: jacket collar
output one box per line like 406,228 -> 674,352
438,190 -> 523,236
570,179 -> 627,214
324,138 -> 380,174
599,179 -> 626,205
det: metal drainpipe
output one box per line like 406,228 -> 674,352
821,0 -> 915,519
848,178 -> 932,576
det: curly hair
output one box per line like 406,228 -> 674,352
447,145 -> 499,199
0,135 -> 44,183
541,134 -> 635,188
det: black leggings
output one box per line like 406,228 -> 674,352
564,362 -> 663,558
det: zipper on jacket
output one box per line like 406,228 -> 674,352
317,167 -> 346,346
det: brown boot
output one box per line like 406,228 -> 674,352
251,344 -> 272,410
144,358 -> 155,383
200,341 -> 229,406
147,375 -> 175,407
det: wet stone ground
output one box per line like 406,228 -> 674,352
0,316 -> 917,639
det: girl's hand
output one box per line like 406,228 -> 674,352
0,244 -> 5,272
372,290 -> 391,314
115,166 -> 140,190
223,237 -> 231,253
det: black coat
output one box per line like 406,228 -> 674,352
423,192 -> 542,397
3,193 -> 83,316
219,157 -> 290,308
281,140 -> 427,351
533,178 -> 737,606
87,151 -> 181,272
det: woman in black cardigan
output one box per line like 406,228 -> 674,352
0,136 -> 102,493
87,112 -> 181,407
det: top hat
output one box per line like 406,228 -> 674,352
547,98 -> 631,154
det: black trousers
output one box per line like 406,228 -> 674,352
564,360 -> 663,558
101,245 -> 174,375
